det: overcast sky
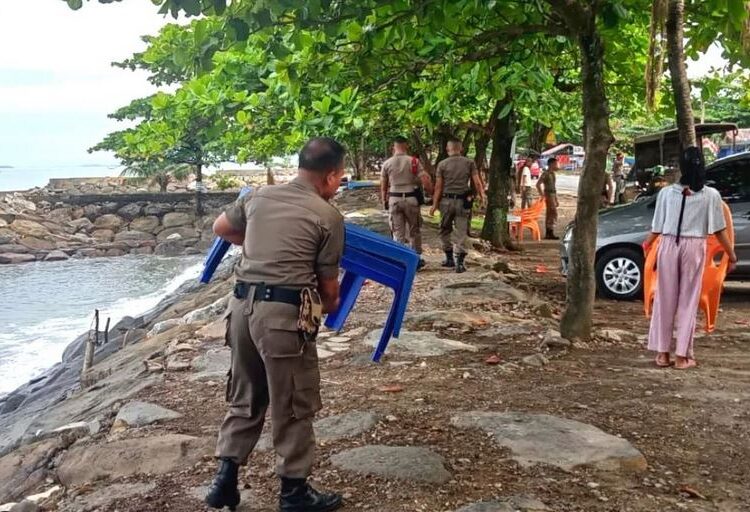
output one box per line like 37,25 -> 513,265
0,2 -> 731,169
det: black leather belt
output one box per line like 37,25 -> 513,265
234,282 -> 301,306
443,192 -> 468,199
389,191 -> 418,198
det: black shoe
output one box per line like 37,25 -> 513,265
279,478 -> 343,512
205,458 -> 241,510
417,258 -> 426,271
455,253 -> 467,274
441,250 -> 455,268
545,230 -> 560,240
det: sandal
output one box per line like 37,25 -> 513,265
655,355 -> 672,368
674,359 -> 698,370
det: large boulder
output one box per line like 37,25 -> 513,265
69,217 -> 94,233
0,253 -> 36,265
0,438 -> 63,503
129,216 -> 160,234
162,212 -> 194,228
365,329 -> 478,357
82,204 -> 101,221
114,230 -> 156,243
157,226 -> 198,242
91,229 -> 114,242
330,446 -> 451,484
18,237 -> 55,251
113,401 -> 182,429
56,434 -> 211,487
154,240 -> 185,256
47,207 -> 72,223
0,229 -> 17,245
143,203 -> 173,217
0,244 -> 29,254
10,220 -> 48,238
117,203 -> 143,221
451,412 -> 647,472
44,250 -> 69,262
93,214 -> 124,231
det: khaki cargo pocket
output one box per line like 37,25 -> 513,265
291,368 -> 322,419
264,317 -> 305,359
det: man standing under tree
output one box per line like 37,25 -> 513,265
612,152 -> 625,204
381,136 -> 433,268
430,139 -> 487,273
517,155 -> 536,209
205,137 -> 346,512
536,157 -> 560,240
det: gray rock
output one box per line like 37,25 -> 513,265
18,237 -> 55,251
105,248 -> 126,257
0,438 -> 62,503
114,401 -> 182,428
0,253 -> 36,265
432,280 -> 526,303
143,203 -> 173,217
44,250 -> 69,262
9,500 -> 38,512
154,240 -> 185,256
56,434 -> 212,486
330,445 -> 451,483
166,232 -> 182,240
315,411 -> 379,442
148,318 -> 183,336
0,230 -> 17,245
157,226 -> 199,242
451,412 -> 647,472
129,216 -> 160,234
182,295 -> 229,324
541,330 -> 571,349
69,217 -> 94,233
58,482 -> 155,512
162,212 -> 194,228
114,230 -> 155,242
82,204 -> 101,221
191,348 -> 230,374
117,203 -> 143,220
455,496 -> 549,512
130,246 -> 153,255
522,353 -> 548,367
0,244 -> 29,254
93,214 -> 124,231
411,310 -> 491,330
365,329 -> 478,357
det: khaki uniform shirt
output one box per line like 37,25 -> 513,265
381,154 -> 424,193
223,177 -> 345,288
538,170 -> 557,194
436,155 -> 478,194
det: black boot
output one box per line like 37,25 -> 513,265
441,250 -> 455,268
205,458 -> 240,510
279,477 -> 342,512
455,253 -> 467,274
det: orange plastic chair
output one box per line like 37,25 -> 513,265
644,202 -> 734,333
510,197 -> 546,241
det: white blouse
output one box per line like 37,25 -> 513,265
651,184 -> 726,238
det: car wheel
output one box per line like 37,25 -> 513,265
595,247 -> 644,300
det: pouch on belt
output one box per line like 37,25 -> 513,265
298,288 -> 323,343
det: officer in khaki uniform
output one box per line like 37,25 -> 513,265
536,157 -> 560,240
429,139 -> 486,273
206,138 -> 346,512
381,136 -> 432,268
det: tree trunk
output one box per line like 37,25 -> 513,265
559,26 -> 615,340
194,164 -> 204,216
433,125 -> 452,167
266,166 -> 276,185
474,131 -> 490,184
480,101 -> 516,250
411,130 -> 435,179
528,122 -> 552,153
666,0 -> 696,148
461,128 -> 473,156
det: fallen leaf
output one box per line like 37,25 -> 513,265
679,485 -> 707,500
734,319 -> 749,326
379,384 -> 404,393
485,354 -> 502,365
535,265 -> 549,273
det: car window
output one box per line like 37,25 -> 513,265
706,159 -> 750,202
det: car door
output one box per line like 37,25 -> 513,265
706,157 -> 750,277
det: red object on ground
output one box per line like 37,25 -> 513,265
485,354 -> 502,365
379,384 -> 404,393
535,265 -> 549,273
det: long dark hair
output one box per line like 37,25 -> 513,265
679,146 -> 706,193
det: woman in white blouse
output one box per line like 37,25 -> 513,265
643,158 -> 736,369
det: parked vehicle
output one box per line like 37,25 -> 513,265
561,152 -> 750,300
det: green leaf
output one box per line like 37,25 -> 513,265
228,18 -> 250,41
212,0 -> 226,15
67,0 -> 83,9
179,0 -> 202,16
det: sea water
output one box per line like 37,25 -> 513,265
0,254 -> 203,396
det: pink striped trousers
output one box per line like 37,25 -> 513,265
647,235 -> 707,359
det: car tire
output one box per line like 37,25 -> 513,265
595,247 -> 644,300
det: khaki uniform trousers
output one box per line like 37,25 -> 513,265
544,192 -> 558,230
438,198 -> 470,255
215,293 -> 321,478
388,196 -> 423,254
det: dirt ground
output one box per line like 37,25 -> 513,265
61,191 -> 750,512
